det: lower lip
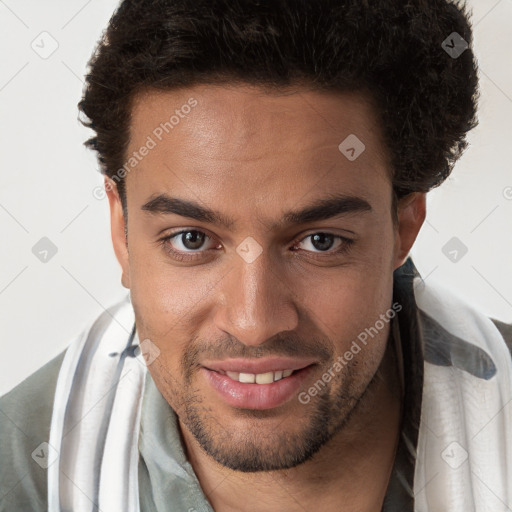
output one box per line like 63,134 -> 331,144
201,365 -> 315,410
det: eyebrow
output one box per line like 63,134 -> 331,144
141,193 -> 372,230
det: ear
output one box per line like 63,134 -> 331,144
105,177 -> 131,289
393,192 -> 426,270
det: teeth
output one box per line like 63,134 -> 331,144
224,369 -> 295,384
273,370 -> 283,381
239,372 -> 255,383
255,372 -> 274,384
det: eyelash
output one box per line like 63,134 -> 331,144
158,229 -> 354,262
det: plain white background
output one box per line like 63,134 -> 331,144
1,0 -> 511,395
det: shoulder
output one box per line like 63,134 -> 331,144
0,350 -> 65,512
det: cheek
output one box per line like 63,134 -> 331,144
298,257 -> 395,358
128,253 -> 228,390
128,245 -> 215,334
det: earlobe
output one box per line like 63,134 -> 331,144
394,192 -> 426,269
105,178 -> 131,289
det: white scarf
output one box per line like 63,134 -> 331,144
47,280 -> 512,511
47,295 -> 146,512
413,279 -> 512,511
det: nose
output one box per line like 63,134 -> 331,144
213,247 -> 299,347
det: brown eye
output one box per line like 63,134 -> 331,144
309,233 -> 336,251
159,229 -> 220,262
295,233 -> 348,253
178,230 -> 207,250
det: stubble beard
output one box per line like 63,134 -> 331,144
179,363 -> 383,473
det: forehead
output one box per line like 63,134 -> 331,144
129,83 -> 388,155
126,84 -> 392,220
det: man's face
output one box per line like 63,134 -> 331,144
108,84 -> 421,472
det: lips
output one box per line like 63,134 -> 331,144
224,369 -> 294,384
201,357 -> 317,410
202,357 -> 317,374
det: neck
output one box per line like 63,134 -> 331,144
181,338 -> 403,512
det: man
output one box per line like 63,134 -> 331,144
1,0 -> 511,511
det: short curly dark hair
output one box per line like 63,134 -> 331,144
79,0 -> 479,210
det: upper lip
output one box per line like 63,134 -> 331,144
202,357 -> 317,374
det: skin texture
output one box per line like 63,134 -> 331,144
106,83 -> 426,511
